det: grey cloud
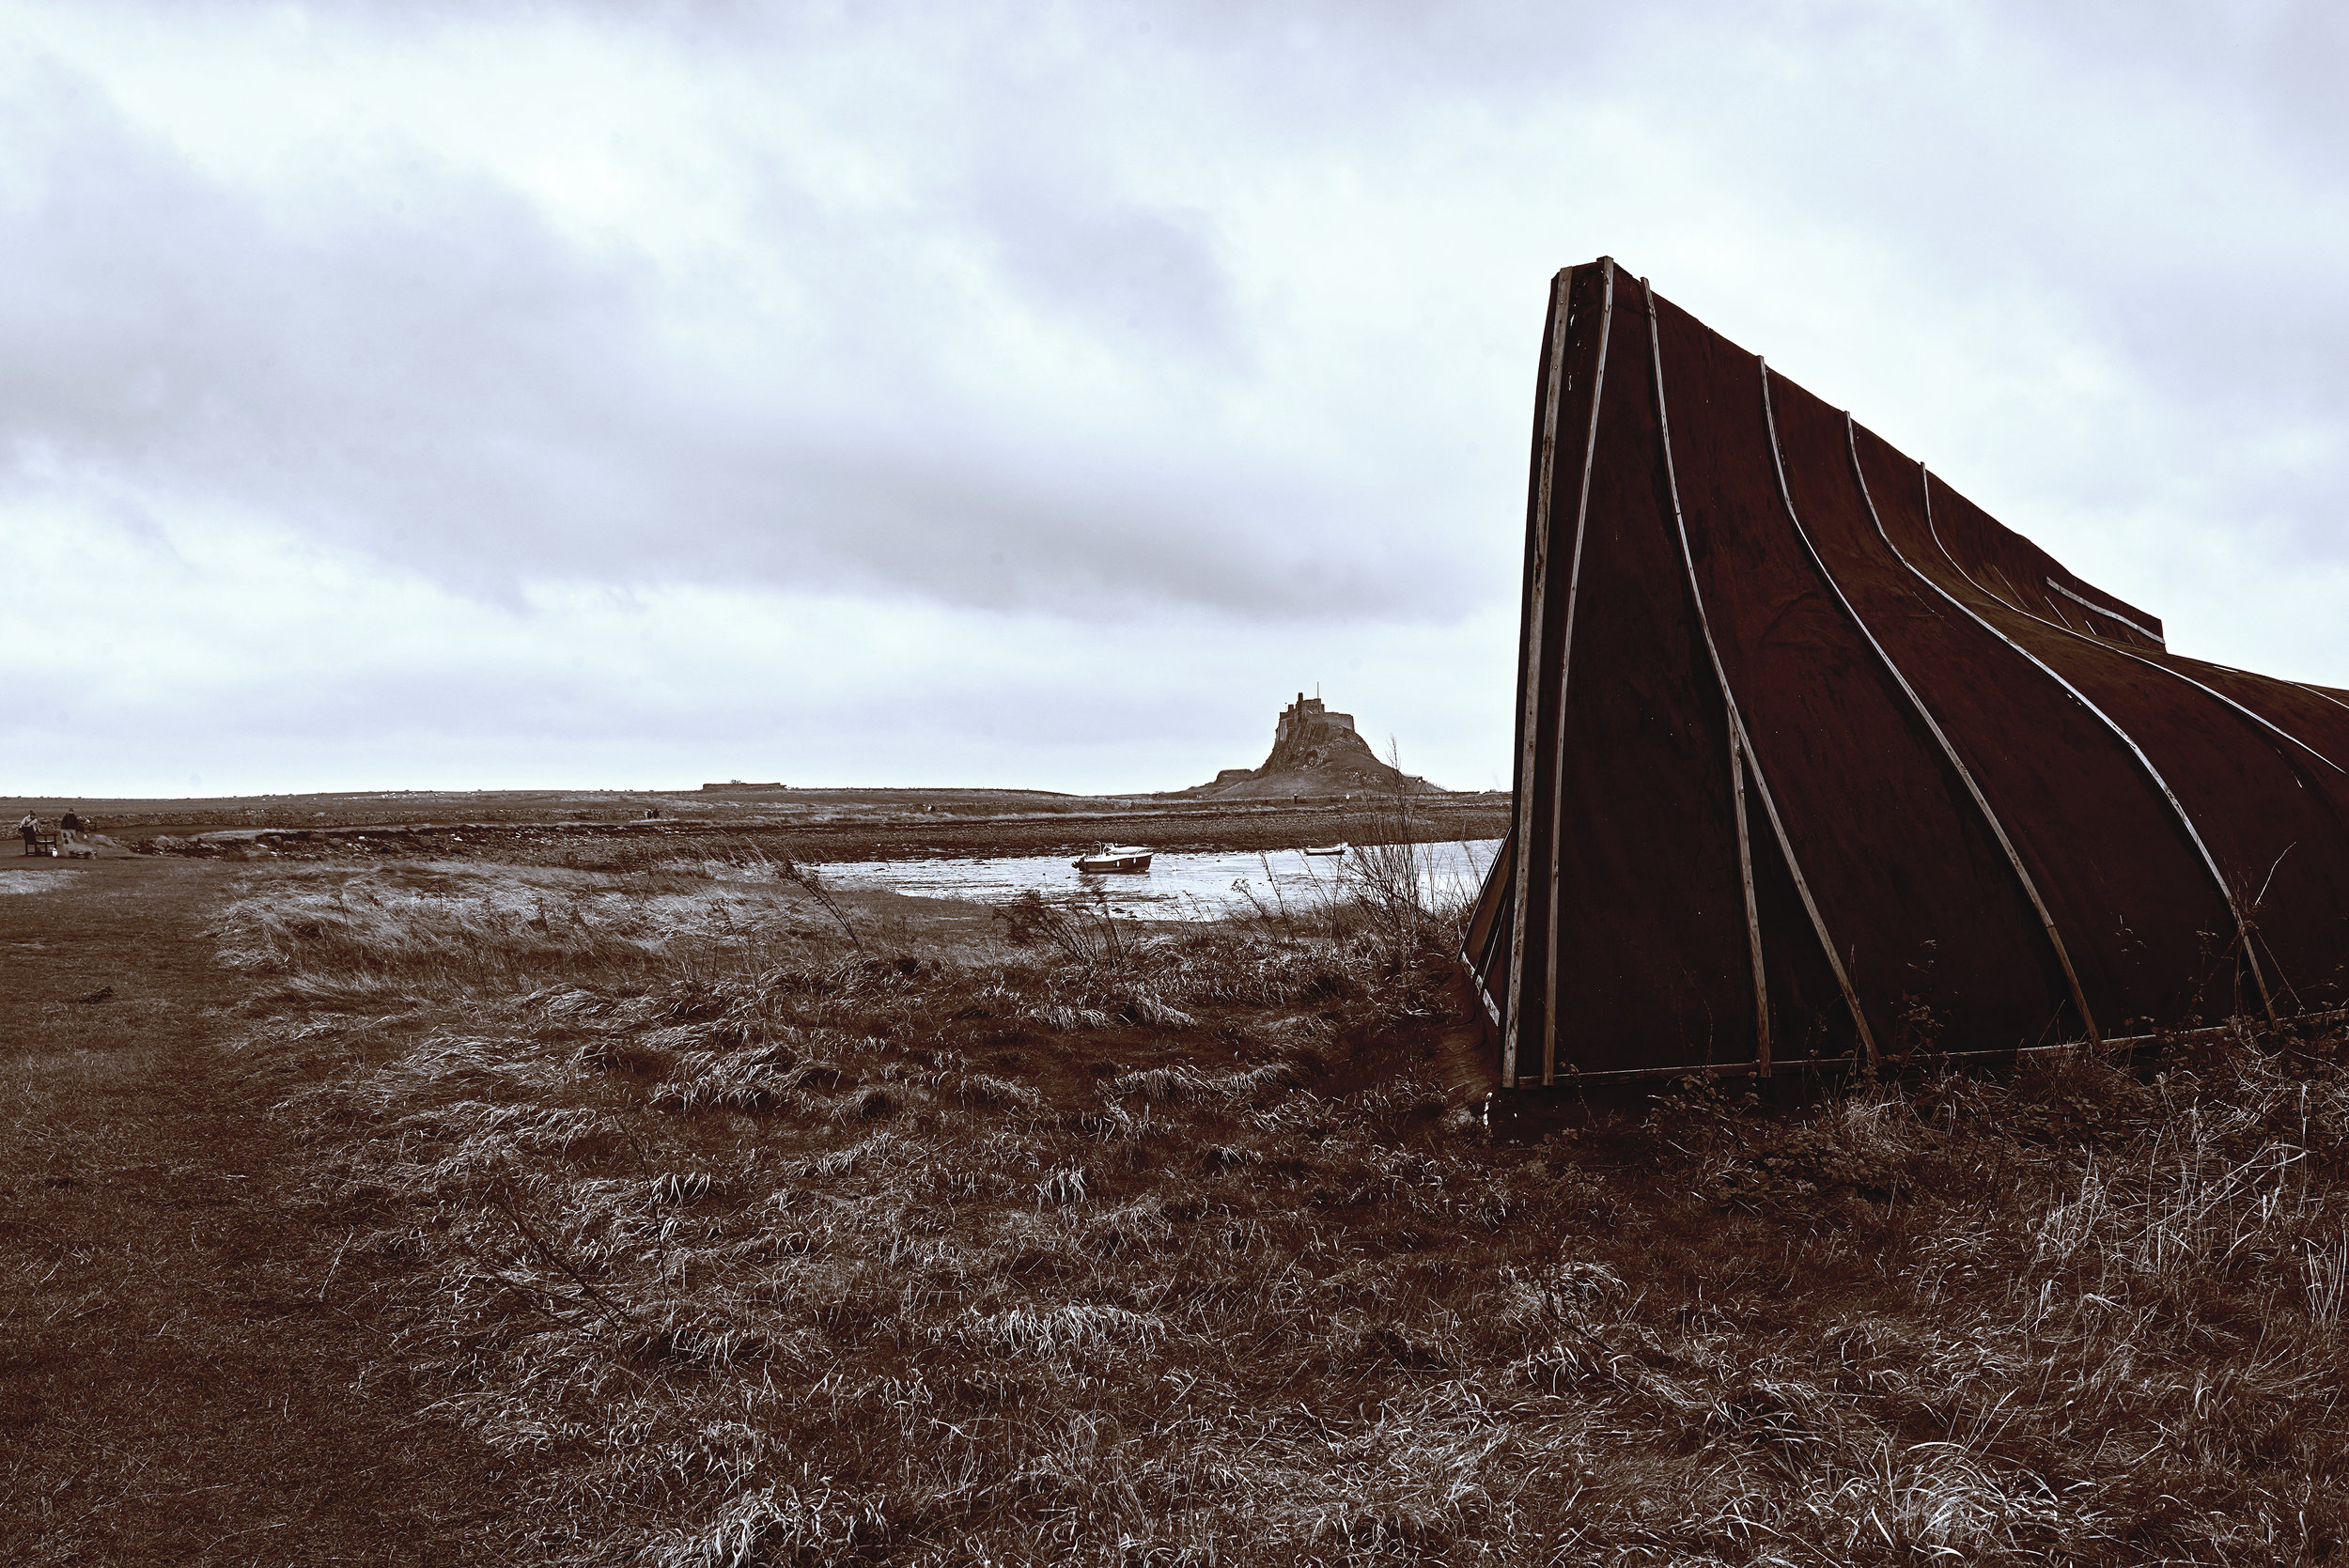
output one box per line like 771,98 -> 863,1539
977,193 -> 1245,365
0,44 -> 1479,620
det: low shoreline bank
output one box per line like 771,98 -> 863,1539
125,796 -> 1511,866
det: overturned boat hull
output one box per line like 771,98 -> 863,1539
1466,258 -> 2349,1086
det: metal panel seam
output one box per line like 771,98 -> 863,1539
1539,1007 -> 2349,1088
1727,721 -> 1771,1075
1913,463 -> 2278,1023
1458,828 -> 1509,1032
2293,682 -> 2349,723
1648,279 -> 1768,1074
1644,281 -> 1873,1071
1541,257 -> 1617,1087
2009,579 -> 2341,775
1828,410 -> 2102,1042
2028,604 -> 2342,775
2044,578 -> 2164,644
1500,269 -> 1576,1089
2193,664 -> 2349,731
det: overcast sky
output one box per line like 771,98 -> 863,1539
5,1 -> 2346,798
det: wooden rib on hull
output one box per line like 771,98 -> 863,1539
1467,259 -> 2349,1086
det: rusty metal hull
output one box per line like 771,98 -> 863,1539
1467,259 -> 2349,1087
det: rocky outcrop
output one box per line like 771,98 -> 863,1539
1189,692 -> 1439,800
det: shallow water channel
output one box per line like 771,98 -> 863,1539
820,838 -> 1503,921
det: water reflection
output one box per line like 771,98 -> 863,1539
820,839 -> 1502,919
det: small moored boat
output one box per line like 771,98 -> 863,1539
1302,843 -> 1348,858
1073,845 -> 1154,873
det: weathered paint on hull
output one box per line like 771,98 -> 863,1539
1467,259 -> 2349,1088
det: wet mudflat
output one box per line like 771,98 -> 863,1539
818,837 -> 1502,916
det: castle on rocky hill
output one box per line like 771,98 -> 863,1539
1272,692 -> 1355,753
1190,690 -> 1439,799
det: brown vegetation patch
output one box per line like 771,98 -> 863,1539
24,850 -> 2349,1563
199,849 -> 2349,1563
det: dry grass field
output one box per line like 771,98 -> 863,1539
8,838 -> 2349,1563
